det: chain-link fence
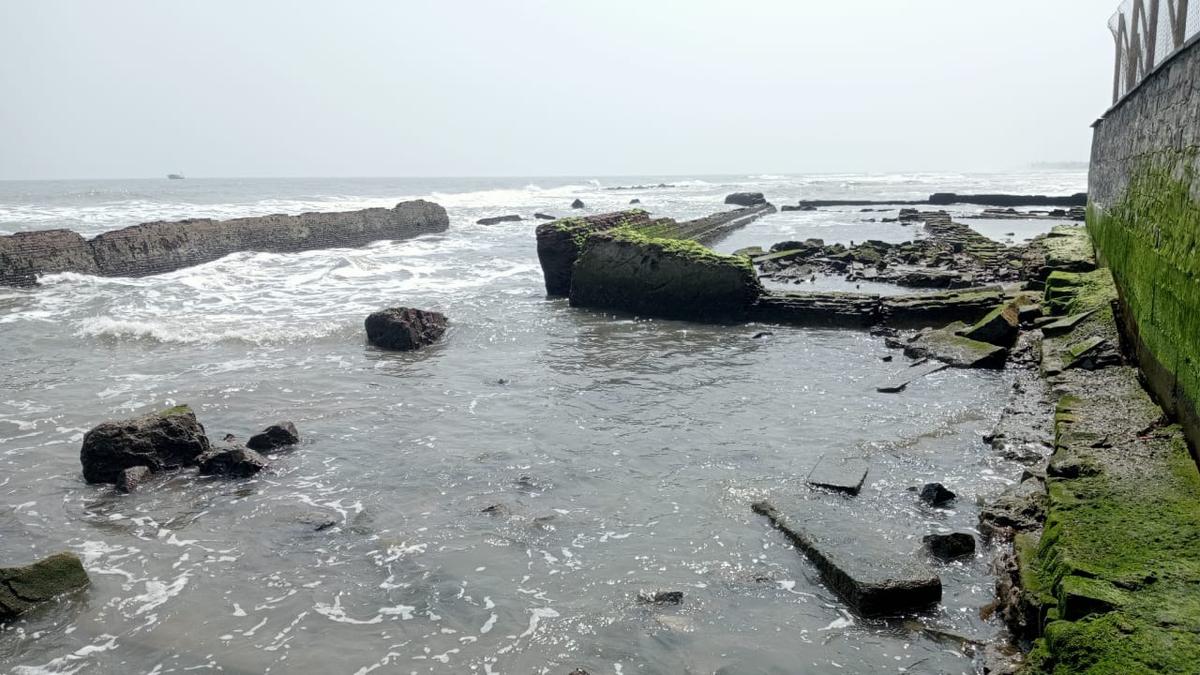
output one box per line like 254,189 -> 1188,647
1110,0 -> 1200,103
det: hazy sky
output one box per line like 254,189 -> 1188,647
0,0 -> 1114,179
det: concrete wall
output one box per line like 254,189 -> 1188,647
1088,36 -> 1200,450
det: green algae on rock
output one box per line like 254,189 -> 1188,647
0,552 -> 91,621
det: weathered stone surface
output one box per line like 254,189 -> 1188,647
751,292 -> 880,328
0,552 -> 90,621
959,302 -> 1020,347
724,192 -> 767,207
198,442 -> 268,478
753,500 -> 941,616
979,476 -> 1045,538
806,456 -> 869,495
246,422 -> 300,451
80,405 -> 211,484
903,323 -> 1008,369
919,482 -> 956,507
923,532 -> 976,561
569,230 -> 761,321
880,287 -> 1006,328
1,201 -> 448,287
365,307 -> 448,351
116,465 -> 153,493
477,214 -> 522,225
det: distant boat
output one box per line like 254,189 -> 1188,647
167,173 -> 185,180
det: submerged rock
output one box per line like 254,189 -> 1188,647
198,442 -> 269,478
919,482 -> 957,507
637,590 -> 684,605
80,405 -> 211,484
923,532 -> 976,561
116,465 -> 153,493
752,500 -> 941,616
533,213 -> 556,220
246,422 -> 300,451
629,199 -> 641,204
0,552 -> 90,621
571,199 -> 585,209
904,323 -> 1008,369
724,192 -> 767,207
365,307 -> 448,351
477,214 -> 522,225
806,455 -> 869,495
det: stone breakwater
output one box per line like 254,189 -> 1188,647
0,200 -> 449,287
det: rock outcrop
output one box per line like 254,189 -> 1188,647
569,230 -> 761,321
0,200 -> 449,287
0,552 -> 91,621
724,192 -> 767,207
365,307 -> 448,351
80,406 -> 211,484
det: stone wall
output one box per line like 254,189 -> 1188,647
0,200 -> 449,287
1088,36 -> 1200,451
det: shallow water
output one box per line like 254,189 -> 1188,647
0,173 -> 1082,674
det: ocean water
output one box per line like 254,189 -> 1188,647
0,173 -> 1084,674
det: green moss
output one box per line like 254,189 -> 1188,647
159,404 -> 193,417
1087,150 -> 1200,435
600,226 -> 757,277
1043,269 -> 1117,316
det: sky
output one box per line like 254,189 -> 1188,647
0,0 -> 1115,179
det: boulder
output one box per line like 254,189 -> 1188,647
724,192 -> 767,207
568,230 -> 762,321
959,302 -> 1020,347
923,533 -> 976,561
752,501 -> 941,616
79,405 -> 211,484
198,442 -> 269,478
571,199 -> 585,209
629,199 -> 641,204
116,466 -> 153,493
365,307 -> 447,351
477,214 -> 522,225
919,482 -> 957,507
0,552 -> 90,621
246,422 -> 300,451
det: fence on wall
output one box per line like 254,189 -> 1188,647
1110,0 -> 1200,103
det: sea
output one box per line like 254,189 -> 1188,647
0,172 -> 1085,674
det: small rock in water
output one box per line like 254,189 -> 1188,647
476,214 -> 522,226
571,198 -> 585,209
480,503 -> 508,516
923,532 -> 976,561
629,198 -> 641,204
116,465 -> 152,493
246,421 -> 299,451
724,192 -> 767,207
569,670 -> 590,675
637,590 -> 684,605
920,482 -> 957,507
365,307 -> 448,351
881,355 -> 894,362
0,552 -> 91,621
533,212 -> 556,220
752,331 -> 773,339
198,442 -> 269,478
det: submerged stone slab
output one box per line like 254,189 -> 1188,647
806,455 -> 870,495
751,291 -> 881,328
752,500 -> 941,616
880,287 -> 1006,328
903,323 -> 1008,369
876,361 -> 949,393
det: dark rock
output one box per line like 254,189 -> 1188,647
116,466 -> 153,493
752,501 -> 941,616
80,405 -> 211,485
198,442 -> 268,478
0,552 -> 91,621
724,192 -> 767,207
880,288 -> 1006,328
751,292 -> 881,328
571,199 -> 585,209
535,210 -> 657,297
629,199 -> 641,204
923,532 -> 976,561
806,455 -> 869,495
568,231 -> 761,321
477,214 -> 522,225
365,307 -> 448,351
480,504 -> 508,516
751,331 -> 773,339
533,213 -> 556,220
637,590 -> 684,605
919,482 -> 957,507
733,246 -> 766,258
246,421 -> 300,451
979,478 -> 1046,539
877,361 -> 948,393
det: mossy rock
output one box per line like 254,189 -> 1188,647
0,552 -> 90,620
